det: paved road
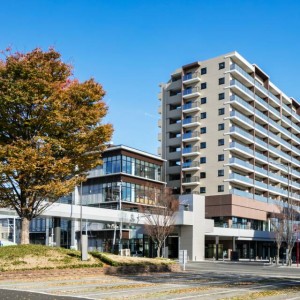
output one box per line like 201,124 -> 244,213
0,261 -> 299,300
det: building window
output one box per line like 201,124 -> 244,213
171,75 -> 181,82
170,89 -> 181,96
218,139 -> 224,146
218,154 -> 224,161
200,187 -> 206,194
170,103 -> 181,110
169,174 -> 180,181
219,77 -> 225,85
200,172 -> 206,179
201,82 -> 207,89
218,169 -> 224,177
200,112 -> 207,119
200,127 -> 207,134
219,62 -> 225,69
218,108 -> 225,115
201,97 -> 207,104
200,142 -> 206,149
200,157 -> 206,164
218,185 -> 224,192
218,123 -> 225,131
218,93 -> 225,100
169,132 -> 180,138
169,160 -> 180,167
201,67 -> 207,75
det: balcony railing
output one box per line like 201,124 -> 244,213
183,72 -> 200,82
230,79 -> 254,98
182,131 -> 200,139
229,173 -> 253,185
182,161 -> 200,168
230,94 -> 254,113
183,87 -> 200,96
230,110 -> 254,127
230,63 -> 254,83
182,146 -> 200,154
182,176 -> 200,183
230,126 -> 254,142
182,117 -> 200,125
182,101 -> 200,110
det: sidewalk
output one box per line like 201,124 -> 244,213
204,258 -> 300,268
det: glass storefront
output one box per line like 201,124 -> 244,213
81,181 -> 161,206
98,155 -> 161,181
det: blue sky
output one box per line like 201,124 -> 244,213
1,0 -> 300,154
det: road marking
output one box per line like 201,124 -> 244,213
171,288 -> 248,299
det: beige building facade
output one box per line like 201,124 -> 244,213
159,52 -> 300,259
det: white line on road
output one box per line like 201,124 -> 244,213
171,288 -> 248,300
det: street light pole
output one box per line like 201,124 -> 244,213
75,164 -> 88,261
80,181 -> 83,257
118,181 -> 122,254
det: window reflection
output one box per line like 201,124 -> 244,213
100,155 -> 161,181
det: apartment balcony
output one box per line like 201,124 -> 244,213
182,161 -> 200,171
229,110 -> 254,130
229,94 -> 254,115
227,173 -> 254,187
254,81 -> 280,106
182,131 -> 201,142
227,157 -> 254,173
158,105 -> 162,114
182,176 -> 200,186
157,92 -> 162,101
157,133 -> 162,142
230,189 -> 269,204
158,119 -> 162,128
182,146 -> 201,157
226,142 -> 254,159
182,87 -> 201,99
182,117 -> 201,128
228,126 -> 254,144
182,101 -> 201,113
230,63 -> 254,86
157,147 -> 162,156
182,72 -> 201,85
227,157 -> 268,179
254,94 -> 281,120
229,79 -> 254,101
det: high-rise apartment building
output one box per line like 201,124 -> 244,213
158,52 -> 300,258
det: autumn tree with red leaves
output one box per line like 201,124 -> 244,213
0,48 -> 113,244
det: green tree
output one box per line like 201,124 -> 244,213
0,48 -> 113,244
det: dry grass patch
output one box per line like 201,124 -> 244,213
0,245 -> 102,271
92,252 -> 175,266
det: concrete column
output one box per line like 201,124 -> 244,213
45,218 -> 50,246
233,236 -> 236,251
70,220 -> 78,250
216,236 -> 219,260
178,194 -> 205,261
54,217 -> 61,247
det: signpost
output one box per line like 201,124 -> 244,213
179,250 -> 188,271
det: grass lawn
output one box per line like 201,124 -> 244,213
0,245 -> 175,272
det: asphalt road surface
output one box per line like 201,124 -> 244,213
0,261 -> 299,300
